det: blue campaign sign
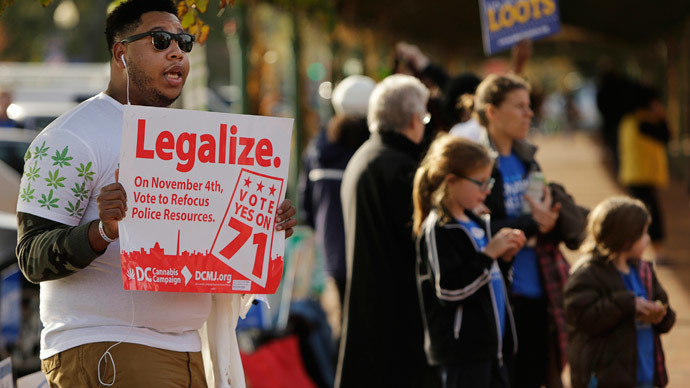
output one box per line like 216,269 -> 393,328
478,0 -> 561,55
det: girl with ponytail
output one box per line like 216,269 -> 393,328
413,134 -> 526,388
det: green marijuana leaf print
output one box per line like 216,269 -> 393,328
38,190 -> 59,209
46,169 -> 66,189
52,146 -> 73,167
33,141 -> 49,160
65,200 -> 83,217
71,181 -> 88,201
25,164 -> 40,182
76,162 -> 95,182
20,184 -> 35,202
24,149 -> 32,162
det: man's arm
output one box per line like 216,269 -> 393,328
16,212 -> 106,283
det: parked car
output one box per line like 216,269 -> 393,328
0,128 -> 36,174
6,100 -> 77,131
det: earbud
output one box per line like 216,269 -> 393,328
121,54 -> 127,69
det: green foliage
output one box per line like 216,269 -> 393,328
0,0 -> 233,44
0,0 -> 17,18
194,0 -> 208,13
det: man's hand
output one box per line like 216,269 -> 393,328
90,170 -> 127,251
275,199 -> 297,238
97,182 -> 128,238
395,42 -> 430,74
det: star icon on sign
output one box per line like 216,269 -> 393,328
256,181 -> 264,192
244,177 -> 252,187
269,184 -> 277,196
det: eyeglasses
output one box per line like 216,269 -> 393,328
459,175 -> 495,192
120,30 -> 195,53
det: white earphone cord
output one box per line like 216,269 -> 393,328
97,292 -> 135,386
122,54 -> 131,105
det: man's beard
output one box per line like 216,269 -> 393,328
127,62 -> 181,107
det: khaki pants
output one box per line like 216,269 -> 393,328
41,342 -> 207,388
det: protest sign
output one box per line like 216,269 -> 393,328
478,0 -> 561,55
118,105 -> 293,294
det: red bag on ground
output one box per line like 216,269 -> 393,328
240,335 -> 317,388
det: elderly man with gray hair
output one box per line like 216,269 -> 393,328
336,74 -> 438,387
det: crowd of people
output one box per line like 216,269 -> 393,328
11,0 -> 678,387
300,42 -> 677,388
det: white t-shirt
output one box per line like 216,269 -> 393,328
17,93 -> 211,359
449,117 -> 487,144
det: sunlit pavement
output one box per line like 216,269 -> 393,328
533,131 -> 690,388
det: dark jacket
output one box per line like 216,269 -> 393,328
336,131 -> 437,388
299,129 -> 359,282
564,255 -> 675,388
416,208 -> 516,366
483,139 -> 541,239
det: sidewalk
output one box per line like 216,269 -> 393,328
533,132 -> 690,387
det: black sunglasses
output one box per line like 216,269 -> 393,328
120,30 -> 194,53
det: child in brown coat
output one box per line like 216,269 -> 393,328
564,196 -> 675,388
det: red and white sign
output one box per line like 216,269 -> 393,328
118,105 -> 293,294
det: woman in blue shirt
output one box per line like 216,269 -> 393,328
474,74 -> 567,388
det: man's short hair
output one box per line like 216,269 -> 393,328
367,74 -> 429,134
105,0 -> 178,55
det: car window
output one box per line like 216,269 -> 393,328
0,141 -> 31,175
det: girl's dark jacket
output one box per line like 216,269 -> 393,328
564,254 -> 675,388
416,207 -> 517,366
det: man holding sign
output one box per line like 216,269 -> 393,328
15,1 -> 295,387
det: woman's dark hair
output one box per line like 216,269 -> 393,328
631,84 -> 660,111
326,116 -> 370,149
444,73 -> 481,125
105,0 -> 178,54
